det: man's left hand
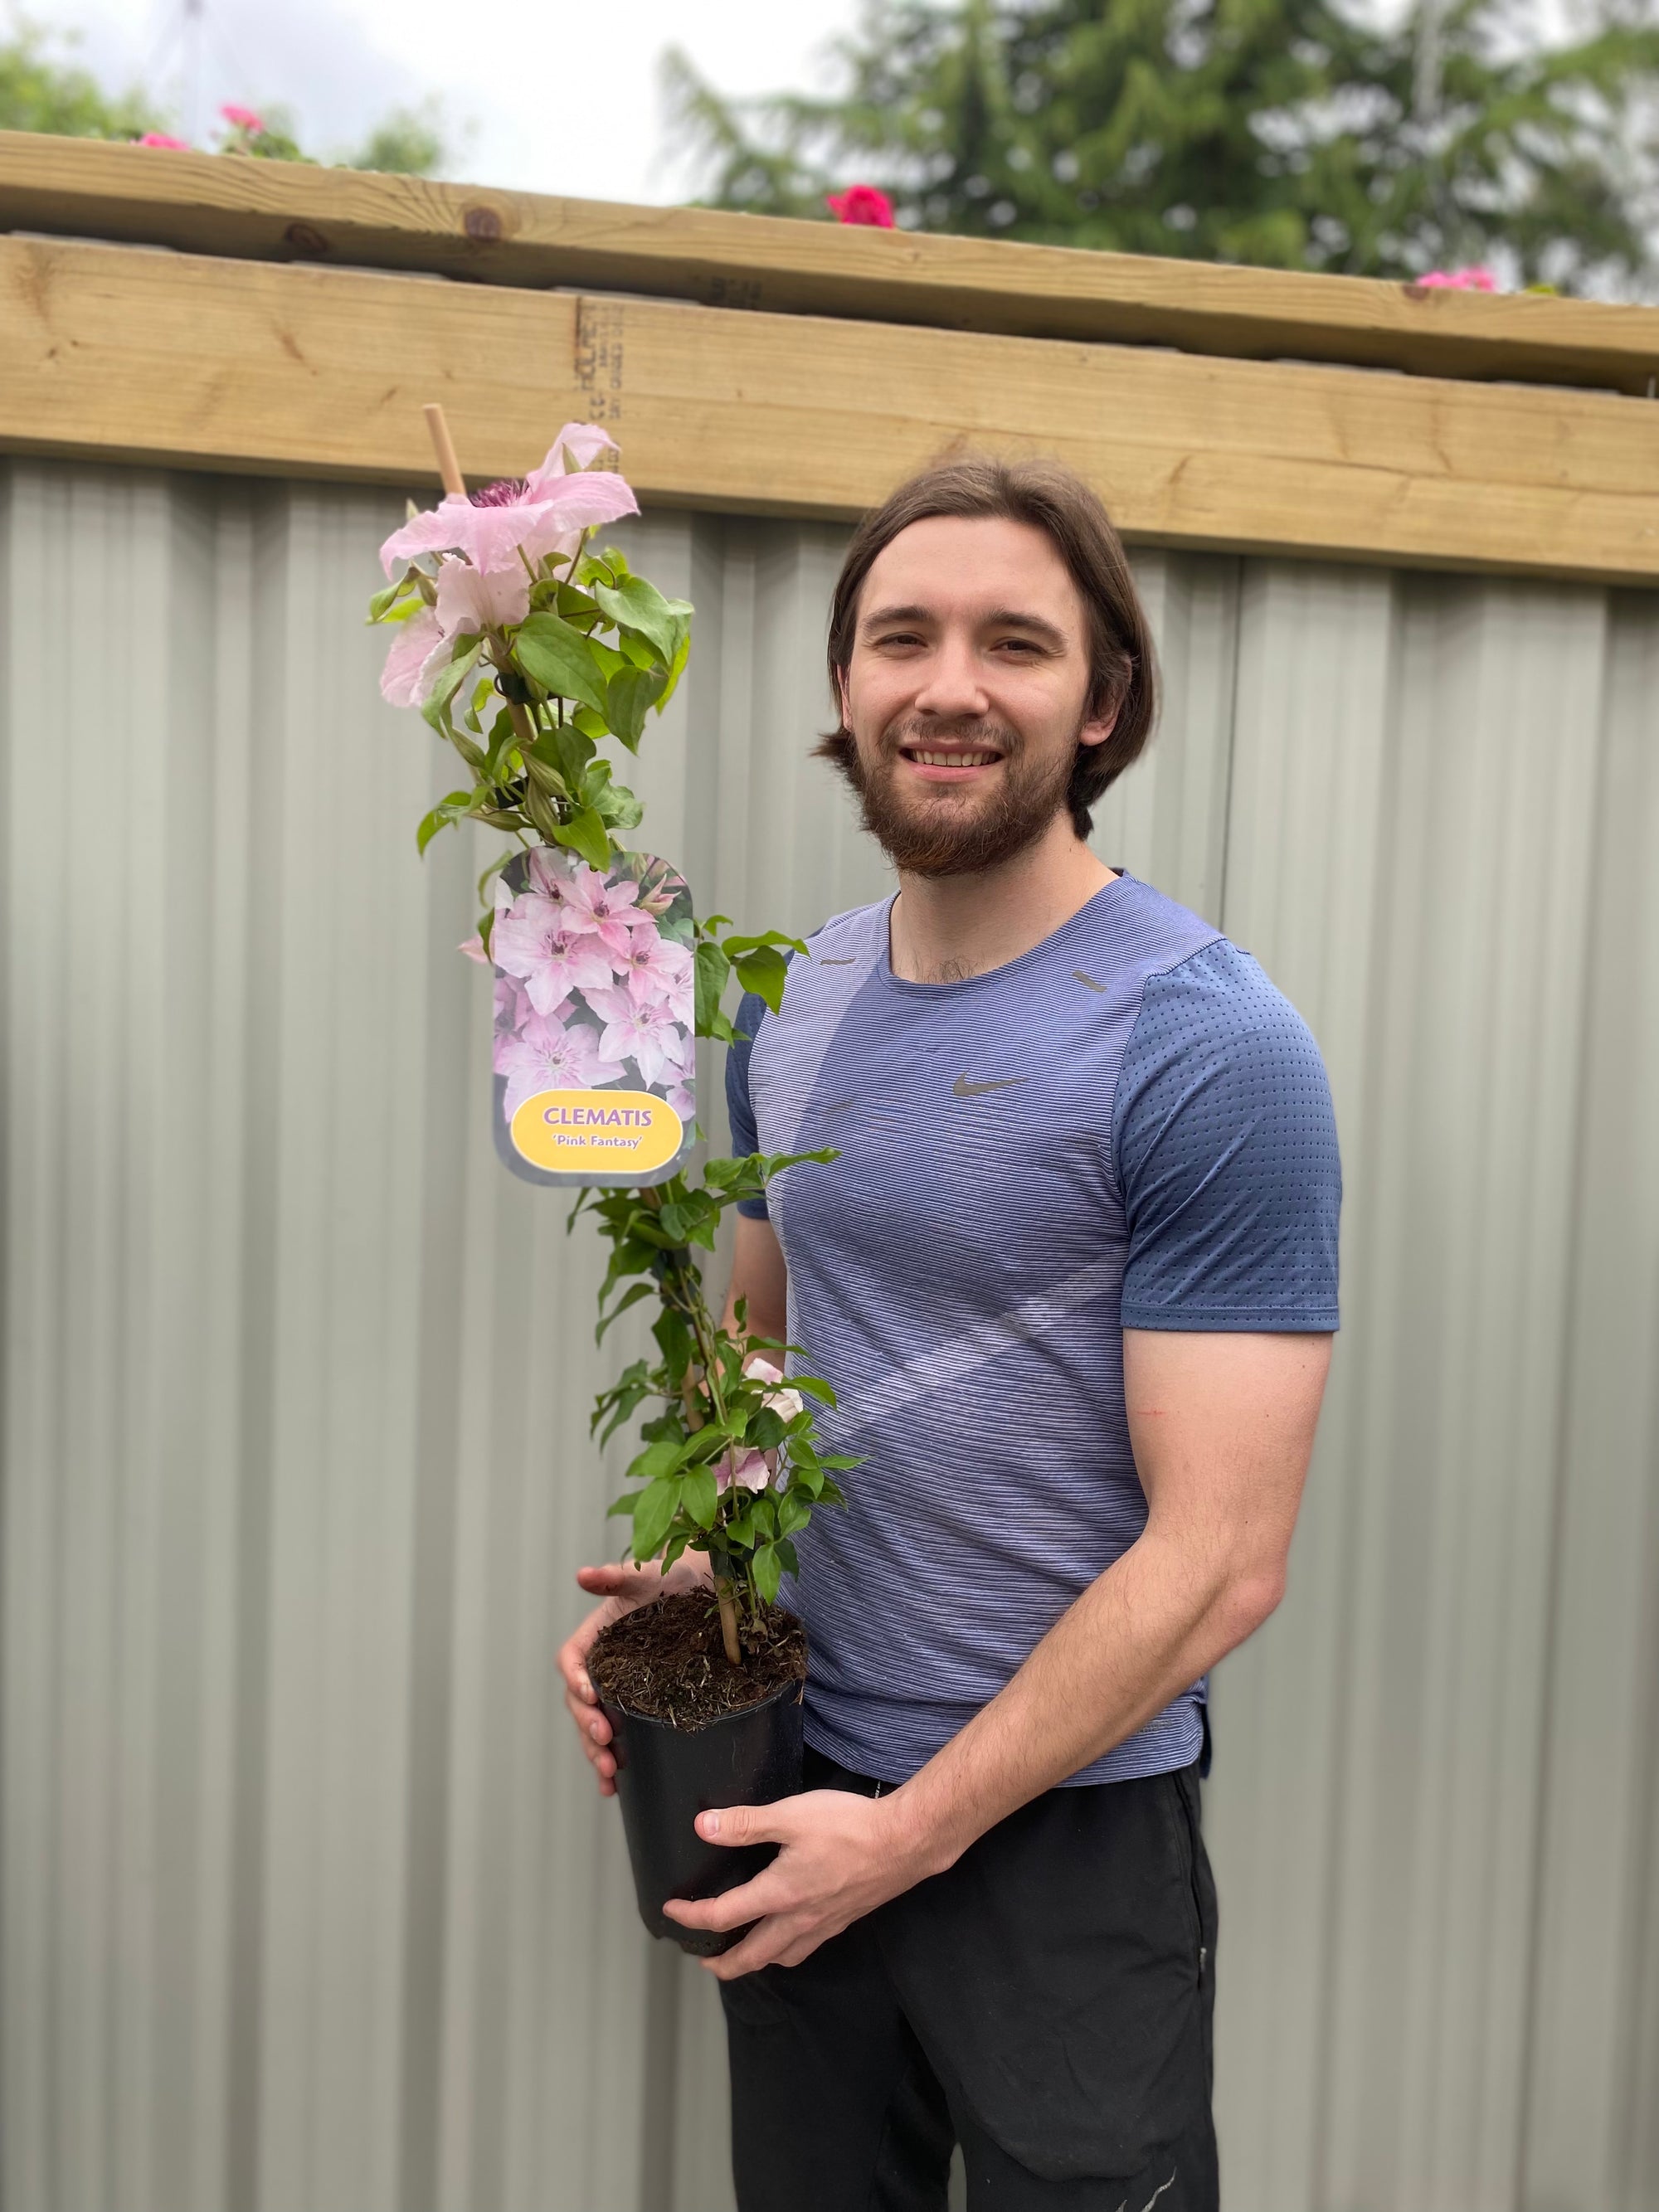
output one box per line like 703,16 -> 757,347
662,1787 -> 935,1977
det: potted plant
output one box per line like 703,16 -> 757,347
369,410 -> 852,1955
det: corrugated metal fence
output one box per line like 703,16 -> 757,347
2,459 -> 1656,2212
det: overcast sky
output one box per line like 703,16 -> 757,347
32,0 -> 866,202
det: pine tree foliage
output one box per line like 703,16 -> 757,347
664,0 -> 1659,293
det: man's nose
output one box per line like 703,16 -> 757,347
912,637 -> 989,717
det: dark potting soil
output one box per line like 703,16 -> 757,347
588,1592 -> 806,1731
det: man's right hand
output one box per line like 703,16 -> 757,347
558,1554 -> 712,1796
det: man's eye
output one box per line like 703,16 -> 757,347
875,631 -> 924,649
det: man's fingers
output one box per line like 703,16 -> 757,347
662,1866 -> 786,1932
692,1803 -> 789,1851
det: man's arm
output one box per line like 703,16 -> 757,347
665,1325 -> 1331,1974
722,1212 -> 789,1340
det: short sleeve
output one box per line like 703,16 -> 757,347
724,990 -> 771,1219
1112,941 -> 1340,1331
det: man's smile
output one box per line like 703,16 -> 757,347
897,741 -> 1005,780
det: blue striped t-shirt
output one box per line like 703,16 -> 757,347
725,873 -> 1340,1787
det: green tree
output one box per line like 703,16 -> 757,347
665,0 -> 1659,292
0,21 -> 163,138
349,100 -> 447,177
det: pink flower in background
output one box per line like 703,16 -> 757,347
524,848 -> 577,910
1414,266 -> 1497,292
498,1013 -> 626,1120
221,104 -> 266,132
716,1448 -> 771,1496
613,929 -> 693,1009
561,866 -> 645,957
378,424 -> 638,580
665,1082 -> 694,1121
461,933 -> 492,966
138,132 -> 191,148
494,901 -> 616,1015
583,984 -> 684,1087
827,184 -> 895,228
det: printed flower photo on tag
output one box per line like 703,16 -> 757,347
485,846 -> 695,1186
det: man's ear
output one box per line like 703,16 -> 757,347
834,667 -> 852,733
1078,707 -> 1119,751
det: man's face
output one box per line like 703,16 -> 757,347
837,514 -> 1115,876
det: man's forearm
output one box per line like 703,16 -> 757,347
888,1527 -> 1276,1877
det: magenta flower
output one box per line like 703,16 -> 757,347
221,104 -> 266,133
582,984 -> 684,1087
377,424 -> 639,581
561,865 -> 645,957
1415,266 -> 1498,292
494,898 -> 618,1015
613,926 -> 693,1009
827,184 -> 896,228
138,132 -> 192,149
498,1012 -> 626,1119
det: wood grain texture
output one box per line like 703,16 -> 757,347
6,233 -> 1659,581
6,130 -> 1659,396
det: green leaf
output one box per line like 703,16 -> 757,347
420,639 -> 482,732
512,614 -> 611,717
749,1407 -> 787,1451
595,1279 -> 654,1344
694,939 -> 732,1035
681,1465 -> 718,1530
751,1542 -> 782,1605
732,943 -> 790,1014
820,1453 -> 862,1470
591,576 -> 692,664
791,1375 -> 839,1407
777,1492 -> 811,1538
552,805 -> 612,870
367,575 -> 418,622
627,1436 -> 683,1485
416,790 -> 472,855
606,665 -> 668,751
630,1476 -> 679,1561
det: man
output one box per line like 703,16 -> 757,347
560,455 -> 1340,2212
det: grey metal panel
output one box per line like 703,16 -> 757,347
3,460 -> 1657,2212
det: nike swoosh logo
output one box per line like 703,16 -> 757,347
952,1073 -> 1027,1097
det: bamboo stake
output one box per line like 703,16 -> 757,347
422,401 -> 465,497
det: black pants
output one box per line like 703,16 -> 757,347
720,1749 -> 1219,2212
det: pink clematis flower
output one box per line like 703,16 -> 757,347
377,424 -> 639,581
138,131 -> 192,148
613,928 -> 693,1011
497,1011 -> 625,1120
494,898 -> 618,1015
716,1448 -> 772,1496
743,1354 -> 805,1424
492,975 -> 556,1069
221,104 -> 266,133
378,605 -> 448,707
582,984 -> 684,1087
560,866 -> 645,957
435,557 -> 531,637
665,1082 -> 695,1121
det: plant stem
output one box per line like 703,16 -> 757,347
713,1574 -> 742,1666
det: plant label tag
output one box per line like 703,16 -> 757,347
489,847 -> 695,1189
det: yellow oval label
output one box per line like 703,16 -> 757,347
508,1088 -> 685,1175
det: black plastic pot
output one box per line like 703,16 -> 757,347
599,1675 -> 805,1957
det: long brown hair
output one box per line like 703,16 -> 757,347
819,453 -> 1158,838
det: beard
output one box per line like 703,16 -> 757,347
819,715 -> 1076,877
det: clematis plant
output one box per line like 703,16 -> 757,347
370,416 -> 849,1664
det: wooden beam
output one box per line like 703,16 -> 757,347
5,233 -> 1659,583
6,131 -> 1659,399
